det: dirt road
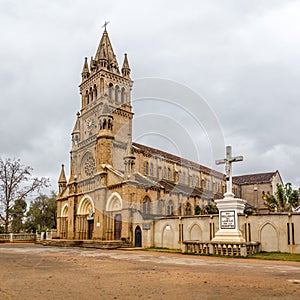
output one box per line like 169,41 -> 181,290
0,244 -> 299,299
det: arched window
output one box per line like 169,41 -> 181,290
100,78 -> 104,94
158,199 -> 164,214
150,163 -> 154,177
207,180 -> 210,190
93,84 -> 97,100
121,87 -> 126,103
89,87 -> 93,102
167,200 -> 174,216
185,202 -> 192,215
167,168 -> 171,181
145,162 -> 149,175
115,85 -> 120,102
108,83 -> 113,100
163,166 -> 167,179
86,90 -> 89,105
179,171 -> 186,184
142,196 -> 151,215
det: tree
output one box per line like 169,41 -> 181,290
203,200 -> 219,214
10,198 -> 27,233
263,183 -> 299,212
0,158 -> 49,233
26,191 -> 57,232
194,205 -> 201,215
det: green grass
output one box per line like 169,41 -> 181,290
250,252 -> 300,262
143,248 -> 300,262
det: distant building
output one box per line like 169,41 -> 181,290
233,171 -> 283,212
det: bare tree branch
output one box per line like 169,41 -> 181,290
0,158 -> 49,233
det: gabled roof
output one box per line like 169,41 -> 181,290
233,171 -> 278,185
132,142 -> 224,179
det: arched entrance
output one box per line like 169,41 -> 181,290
135,226 -> 142,247
77,196 -> 95,240
106,192 -> 123,240
60,204 -> 68,239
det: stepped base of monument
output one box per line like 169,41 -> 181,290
39,239 -> 132,249
211,229 -> 246,243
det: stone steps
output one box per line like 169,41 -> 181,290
40,239 -> 132,249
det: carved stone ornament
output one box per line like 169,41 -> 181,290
82,153 -> 96,177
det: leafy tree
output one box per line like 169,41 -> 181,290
203,200 -> 219,214
10,198 -> 27,233
26,191 -> 57,232
194,205 -> 201,215
263,183 -> 299,212
0,158 -> 49,233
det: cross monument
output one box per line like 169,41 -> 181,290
211,145 -> 246,243
215,145 -> 243,197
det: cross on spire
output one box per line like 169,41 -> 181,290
215,146 -> 243,197
102,21 -> 110,30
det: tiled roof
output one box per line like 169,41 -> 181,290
132,142 -> 224,179
157,180 -> 203,196
133,173 -> 161,189
232,171 -> 277,185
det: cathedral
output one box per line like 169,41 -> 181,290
56,28 -> 293,251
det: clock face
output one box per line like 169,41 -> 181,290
86,118 -> 94,130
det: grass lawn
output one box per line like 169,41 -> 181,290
143,248 -> 300,262
250,252 -> 300,262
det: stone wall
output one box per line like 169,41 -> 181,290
145,213 -> 300,253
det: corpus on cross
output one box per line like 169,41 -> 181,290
215,146 -> 243,197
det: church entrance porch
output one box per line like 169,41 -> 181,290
76,196 -> 95,240
106,193 -> 124,241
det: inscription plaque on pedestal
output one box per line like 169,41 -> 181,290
220,211 -> 235,229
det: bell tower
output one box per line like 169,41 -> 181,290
68,27 -> 134,182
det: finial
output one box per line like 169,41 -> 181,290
102,20 -> 110,31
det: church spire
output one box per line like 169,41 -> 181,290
58,164 -> 67,183
121,53 -> 131,79
123,134 -> 135,180
81,57 -> 90,81
58,164 -> 67,195
95,28 -> 120,74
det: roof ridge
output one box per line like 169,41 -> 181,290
132,142 -> 224,178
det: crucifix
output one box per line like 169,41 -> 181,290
215,146 -> 243,197
102,20 -> 110,30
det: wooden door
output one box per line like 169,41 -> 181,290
88,220 -> 94,240
114,214 -> 122,240
135,226 -> 142,247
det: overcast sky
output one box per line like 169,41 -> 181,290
1,0 -> 300,193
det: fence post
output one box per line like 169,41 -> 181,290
9,233 -> 13,242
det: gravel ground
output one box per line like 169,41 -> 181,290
0,243 -> 299,300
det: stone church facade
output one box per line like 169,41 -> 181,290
57,29 -> 300,253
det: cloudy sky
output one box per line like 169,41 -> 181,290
1,0 -> 300,192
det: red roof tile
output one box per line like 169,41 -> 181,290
132,142 -> 224,179
232,171 -> 277,185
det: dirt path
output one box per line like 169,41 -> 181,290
0,244 -> 299,299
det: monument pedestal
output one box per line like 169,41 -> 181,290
211,193 -> 246,243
